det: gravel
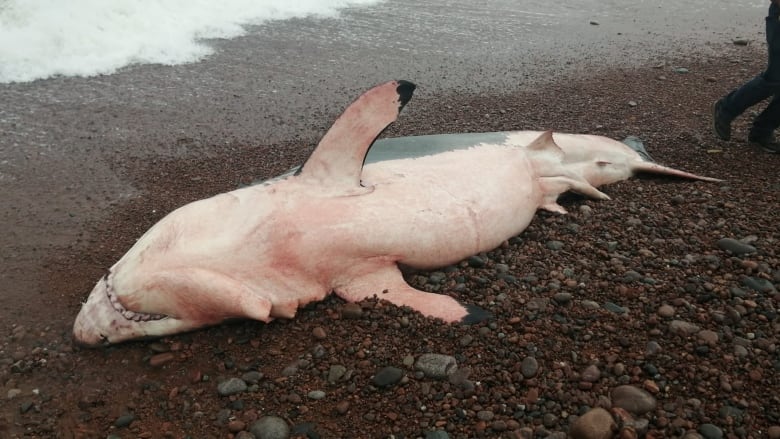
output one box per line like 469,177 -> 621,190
1,49 -> 778,438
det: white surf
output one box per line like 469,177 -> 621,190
0,0 -> 383,83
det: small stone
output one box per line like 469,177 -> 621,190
546,240 -> 564,251
675,67 -> 690,74
476,410 -> 494,421
767,426 -> 780,439
114,413 -> 135,428
148,342 -> 170,353
241,371 -> 264,384
218,378 -> 248,396
372,366 -> 404,387
521,356 -> 539,378
604,302 -> 628,314
327,365 -> 346,383
228,420 -> 246,433
590,20 -> 600,25
697,329 -> 719,345
628,100 -> 637,107
7,389 -> 22,399
570,407 -> 616,439
307,390 -> 326,400
553,293 -> 573,304
582,365 -> 601,382
250,416 -> 290,439
716,238 -> 756,255
611,385 -> 657,415
669,320 -> 700,336
657,304 -> 675,318
149,352 -> 175,367
312,326 -> 327,339
699,423 -> 724,439
425,431 -> 450,439
415,354 -> 457,379
733,38 -> 749,46
336,400 -> 350,414
467,255 -> 486,268
340,303 -> 363,319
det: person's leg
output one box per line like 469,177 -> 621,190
749,13 -> 780,149
714,5 -> 780,141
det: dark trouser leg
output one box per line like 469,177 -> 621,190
750,15 -> 780,139
719,75 -> 773,122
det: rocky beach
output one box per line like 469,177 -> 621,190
0,1 -> 778,437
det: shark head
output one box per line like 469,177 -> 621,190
72,272 -> 192,346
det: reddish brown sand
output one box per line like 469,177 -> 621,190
1,47 -> 778,437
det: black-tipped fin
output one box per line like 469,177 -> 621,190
296,80 -> 416,194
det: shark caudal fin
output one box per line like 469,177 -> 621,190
630,161 -> 723,182
296,80 -> 416,193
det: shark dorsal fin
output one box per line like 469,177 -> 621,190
296,80 -> 415,194
526,130 -> 564,159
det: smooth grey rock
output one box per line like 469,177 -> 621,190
251,416 -> 290,439
114,414 -> 135,428
218,378 -> 248,396
611,385 -> 657,415
569,407 -> 616,439
415,354 -> 457,379
425,431 -> 450,439
372,366 -> 404,387
327,365 -> 347,384
307,390 -> 326,400
669,320 -> 700,335
716,238 -> 756,255
521,356 -> 539,378
699,423 -> 724,439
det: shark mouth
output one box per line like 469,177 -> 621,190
104,272 -> 168,322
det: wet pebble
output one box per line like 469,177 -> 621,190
521,356 -> 539,378
114,413 -> 135,428
657,304 -> 675,318
669,320 -> 700,335
546,240 -> 564,251
218,378 -> 247,396
569,407 -> 616,439
250,416 -> 290,439
467,255 -> 486,268
340,303 -> 363,319
241,371 -> 264,384
311,326 -> 327,339
372,366 -> 404,387
148,352 -> 175,367
327,365 -> 346,383
716,238 -> 756,255
582,364 -> 601,382
699,423 -> 724,439
415,353 -> 457,379
611,385 -> 657,415
307,390 -> 325,400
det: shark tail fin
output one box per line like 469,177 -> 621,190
296,80 -> 416,194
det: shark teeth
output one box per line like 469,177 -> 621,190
105,273 -> 167,322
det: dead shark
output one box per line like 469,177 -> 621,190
73,80 -> 719,346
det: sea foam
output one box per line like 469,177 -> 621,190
0,0 -> 382,83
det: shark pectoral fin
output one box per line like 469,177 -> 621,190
335,265 -> 490,324
541,201 -> 568,214
540,175 -> 611,202
296,80 -> 416,192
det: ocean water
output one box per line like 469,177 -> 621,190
0,0 -> 383,83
